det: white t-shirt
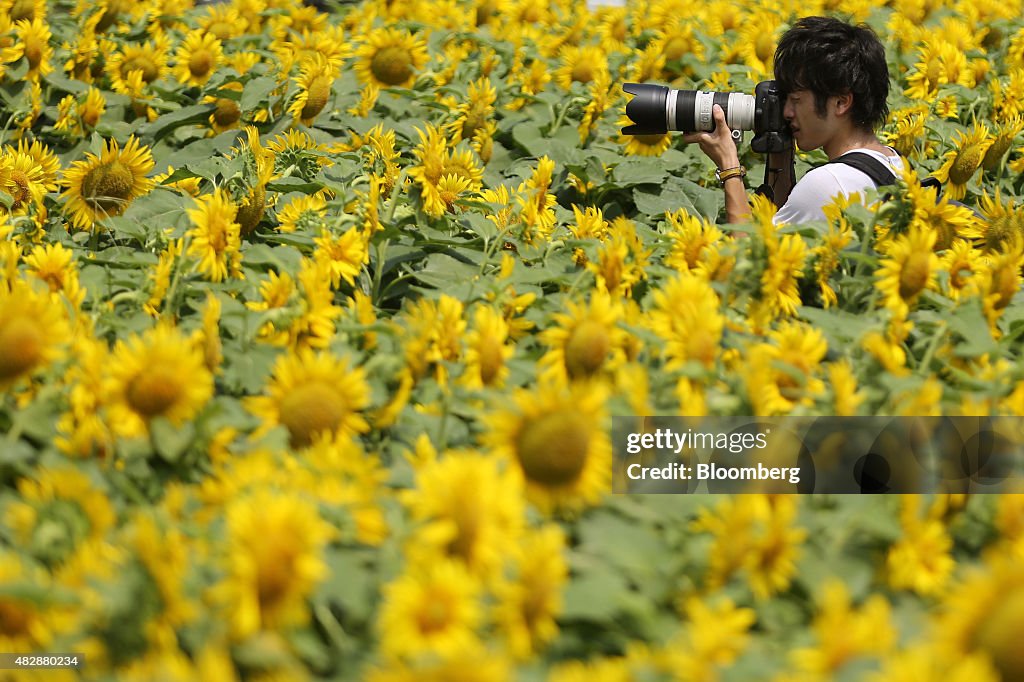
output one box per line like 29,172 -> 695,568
772,147 -> 904,224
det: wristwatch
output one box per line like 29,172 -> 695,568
715,166 -> 747,186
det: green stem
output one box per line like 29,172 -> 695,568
162,236 -> 191,321
917,321 -> 947,375
371,238 -> 390,306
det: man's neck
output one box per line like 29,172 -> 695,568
823,127 -> 887,160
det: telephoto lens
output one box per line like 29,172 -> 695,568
622,83 -> 756,135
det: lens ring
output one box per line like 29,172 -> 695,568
666,89 -> 677,133
696,92 -> 715,131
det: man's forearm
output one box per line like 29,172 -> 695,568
723,176 -> 750,223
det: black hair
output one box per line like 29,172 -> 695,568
773,16 -> 890,131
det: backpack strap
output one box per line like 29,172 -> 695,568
827,151 -> 897,187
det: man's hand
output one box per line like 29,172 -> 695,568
681,104 -> 740,170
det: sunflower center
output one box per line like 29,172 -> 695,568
898,252 -> 930,301
565,320 -> 610,379
662,36 -> 688,61
417,596 -> 454,634
126,365 -> 183,418
213,98 -> 241,128
477,337 -> 504,386
0,597 -> 33,636
570,60 -> 596,84
611,18 -> 627,42
123,55 -> 160,83
371,46 -> 413,86
206,21 -> 233,41
992,264 -> 1017,310
256,544 -> 298,607
24,38 -> 43,70
300,75 -> 332,122
475,0 -> 497,25
10,0 -> 37,21
236,184 -> 266,236
973,587 -> 1024,682
985,216 -> 1013,251
755,33 -> 774,62
949,144 -> 985,185
9,169 -> 31,208
461,111 -> 486,140
0,316 -> 44,382
189,49 -> 214,79
516,412 -> 590,487
636,133 -> 667,147
82,160 -> 135,214
278,380 -> 348,448
983,137 -> 1012,170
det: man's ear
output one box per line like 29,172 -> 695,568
833,92 -> 854,116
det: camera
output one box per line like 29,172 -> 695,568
621,80 -> 792,153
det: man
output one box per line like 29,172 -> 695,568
683,16 -> 902,224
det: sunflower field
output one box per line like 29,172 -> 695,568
2,0 -> 1024,679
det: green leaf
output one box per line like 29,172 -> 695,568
150,417 -> 195,463
142,104 -> 217,143
947,300 -> 998,357
266,177 -> 324,194
610,157 -> 669,186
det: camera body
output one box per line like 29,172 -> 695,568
622,80 -> 792,154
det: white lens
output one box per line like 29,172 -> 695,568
727,93 -> 756,132
666,89 -> 678,132
695,92 -> 716,131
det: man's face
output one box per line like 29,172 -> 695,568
783,89 -> 834,152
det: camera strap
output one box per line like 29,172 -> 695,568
826,152 -> 896,187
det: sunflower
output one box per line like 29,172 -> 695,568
483,379 -> 610,515
15,17 -> 52,81
24,242 -> 85,308
15,138 -> 59,191
5,467 -> 116,568
932,124 -> 994,200
215,490 -> 335,638
354,27 -> 428,89
186,189 -> 242,283
982,116 -> 1024,171
939,239 -> 984,300
552,44 -> 608,90
0,148 -> 46,213
753,217 -> 808,326
287,54 -> 338,126
377,559 -> 483,661
173,29 -> 222,87
461,305 -> 514,389
199,2 -> 243,40
276,193 -> 327,233
402,452 -> 524,582
266,128 -> 332,182
0,280 -> 71,391
875,225 -> 939,315
647,272 -> 723,370
105,323 -> 214,438
313,227 -> 367,288
936,555 -> 1024,682
246,348 -> 370,449
617,114 -> 672,156
495,526 -> 567,659
202,82 -> 244,134
539,288 -> 628,382
107,37 -> 169,95
976,190 -> 1024,252
60,136 -> 154,230
2,0 -> 46,22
